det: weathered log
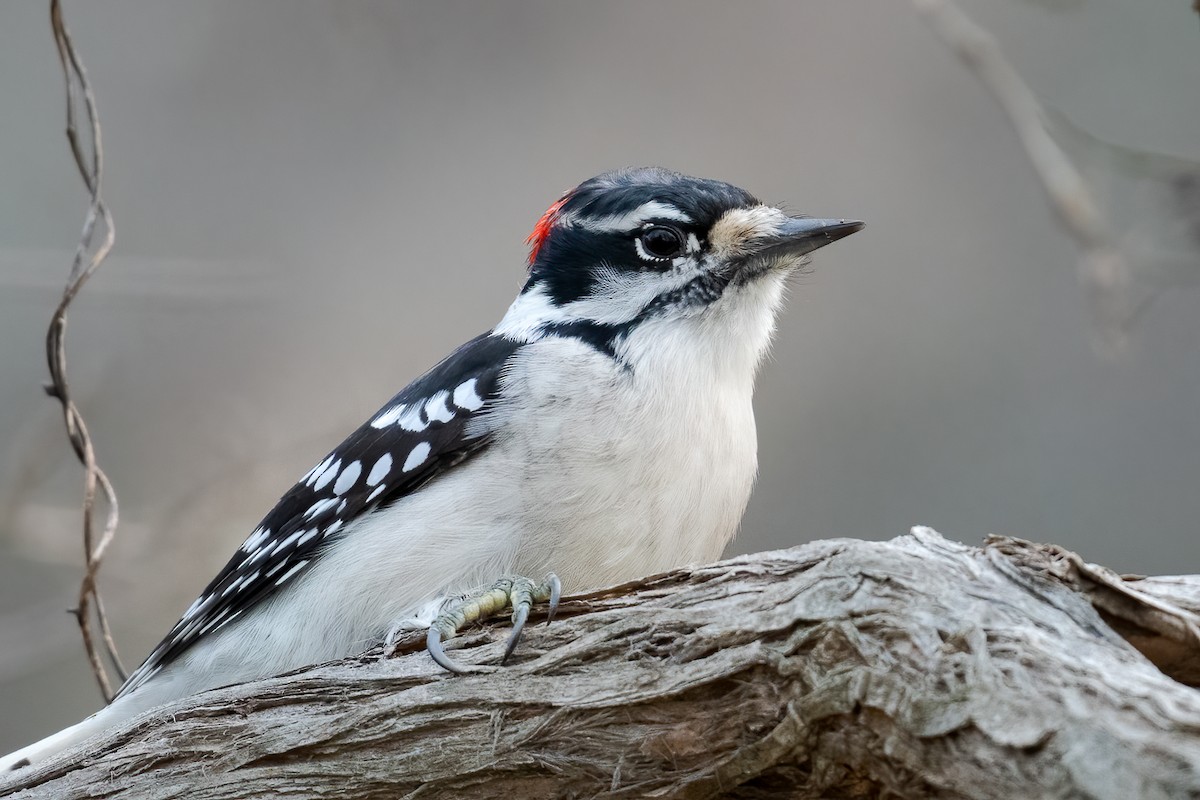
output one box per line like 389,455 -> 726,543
4,528 -> 1199,799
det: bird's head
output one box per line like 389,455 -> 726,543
496,167 -> 862,368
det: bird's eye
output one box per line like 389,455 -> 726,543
639,226 -> 685,260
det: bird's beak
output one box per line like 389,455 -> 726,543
755,217 -> 864,259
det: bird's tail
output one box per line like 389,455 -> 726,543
0,707 -> 114,775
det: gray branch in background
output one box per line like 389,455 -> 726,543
914,0 -> 1200,352
3,530 -> 1198,799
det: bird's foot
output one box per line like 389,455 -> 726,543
427,573 -> 561,673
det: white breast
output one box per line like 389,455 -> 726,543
493,330 -> 759,588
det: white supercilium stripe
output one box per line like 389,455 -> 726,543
562,200 -> 692,232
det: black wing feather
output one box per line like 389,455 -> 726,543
118,332 -> 520,695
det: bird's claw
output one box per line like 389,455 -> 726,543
427,573 -> 560,673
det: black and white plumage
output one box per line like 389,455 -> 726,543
118,332 -> 521,697
1,167 -> 861,773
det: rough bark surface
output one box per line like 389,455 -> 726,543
3,528 -> 1199,799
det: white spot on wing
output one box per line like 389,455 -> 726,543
174,617 -> 203,643
275,560 -> 309,587
305,455 -> 335,487
403,442 -> 431,472
371,403 -> 406,429
334,460 -> 361,495
274,528 -> 305,554
298,528 -> 319,546
367,453 -> 392,486
304,498 -> 337,519
367,484 -> 387,503
200,607 -> 231,635
182,596 -> 203,620
242,527 -> 268,553
313,458 -> 341,491
425,391 -> 454,423
398,405 -> 429,432
452,378 -> 483,411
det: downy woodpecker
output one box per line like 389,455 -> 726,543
1,167 -> 861,772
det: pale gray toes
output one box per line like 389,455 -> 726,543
426,573 -> 561,673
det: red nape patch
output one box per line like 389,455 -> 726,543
525,196 -> 568,267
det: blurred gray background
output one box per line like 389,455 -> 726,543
1,0 -> 1197,752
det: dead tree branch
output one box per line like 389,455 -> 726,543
3,530 -> 1199,799
46,0 -> 125,700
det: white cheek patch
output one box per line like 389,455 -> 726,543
560,268 -> 655,325
494,222 -> 710,340
559,261 -> 705,325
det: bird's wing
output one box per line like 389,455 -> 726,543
118,332 -> 521,696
